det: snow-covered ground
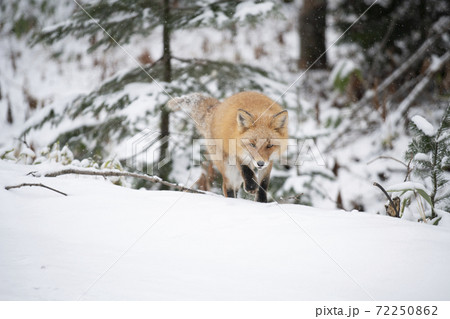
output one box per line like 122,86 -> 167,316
1,160 -> 450,300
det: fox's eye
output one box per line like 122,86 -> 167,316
267,144 -> 273,149
250,143 -> 256,148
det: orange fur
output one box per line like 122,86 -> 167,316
169,91 -> 288,202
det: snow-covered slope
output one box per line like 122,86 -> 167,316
1,160 -> 449,300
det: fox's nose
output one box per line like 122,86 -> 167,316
257,161 -> 265,168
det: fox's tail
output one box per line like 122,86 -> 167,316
167,93 -> 219,137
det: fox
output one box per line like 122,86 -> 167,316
168,91 -> 288,203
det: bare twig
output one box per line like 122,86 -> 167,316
41,168 -> 206,194
404,157 -> 413,182
5,183 -> 67,196
367,155 -> 408,167
373,182 -> 400,217
367,155 -> 413,182
19,134 -> 31,149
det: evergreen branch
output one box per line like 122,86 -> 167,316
5,183 -> 67,196
373,182 -> 400,217
40,168 -> 206,194
172,56 -> 271,76
172,0 -> 246,11
429,104 -> 450,217
436,191 -> 450,203
33,0 -> 162,50
433,216 -> 442,225
434,104 -> 450,142
34,0 -> 278,51
172,56 -> 213,64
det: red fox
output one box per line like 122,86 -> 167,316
168,91 -> 288,202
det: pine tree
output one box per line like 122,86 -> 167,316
406,105 -> 450,217
29,0 -> 282,187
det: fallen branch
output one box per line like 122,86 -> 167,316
395,51 -> 450,124
41,168 -> 206,194
373,182 -> 399,217
5,183 -> 67,196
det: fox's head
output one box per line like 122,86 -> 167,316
236,108 -> 288,169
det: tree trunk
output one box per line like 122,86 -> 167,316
298,0 -> 327,69
162,0 -> 172,83
158,0 -> 172,188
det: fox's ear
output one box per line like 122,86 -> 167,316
271,110 -> 288,130
237,109 -> 254,130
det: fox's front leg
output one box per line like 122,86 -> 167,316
240,164 -> 258,194
217,161 -> 240,198
222,182 -> 236,198
256,162 -> 273,203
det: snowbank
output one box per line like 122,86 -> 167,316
1,161 -> 450,300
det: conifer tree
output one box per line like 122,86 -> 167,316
29,0 -> 281,186
406,105 -> 450,217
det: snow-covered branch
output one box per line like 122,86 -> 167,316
325,17 -> 450,152
394,51 -> 450,124
38,168 -> 207,194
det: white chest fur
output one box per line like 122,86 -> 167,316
225,164 -> 243,190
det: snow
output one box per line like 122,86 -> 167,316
1,160 -> 450,300
414,152 -> 430,162
386,181 -> 429,193
411,115 -> 436,137
430,53 -> 449,72
20,147 -> 35,158
235,2 -> 275,22
329,59 -> 359,87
